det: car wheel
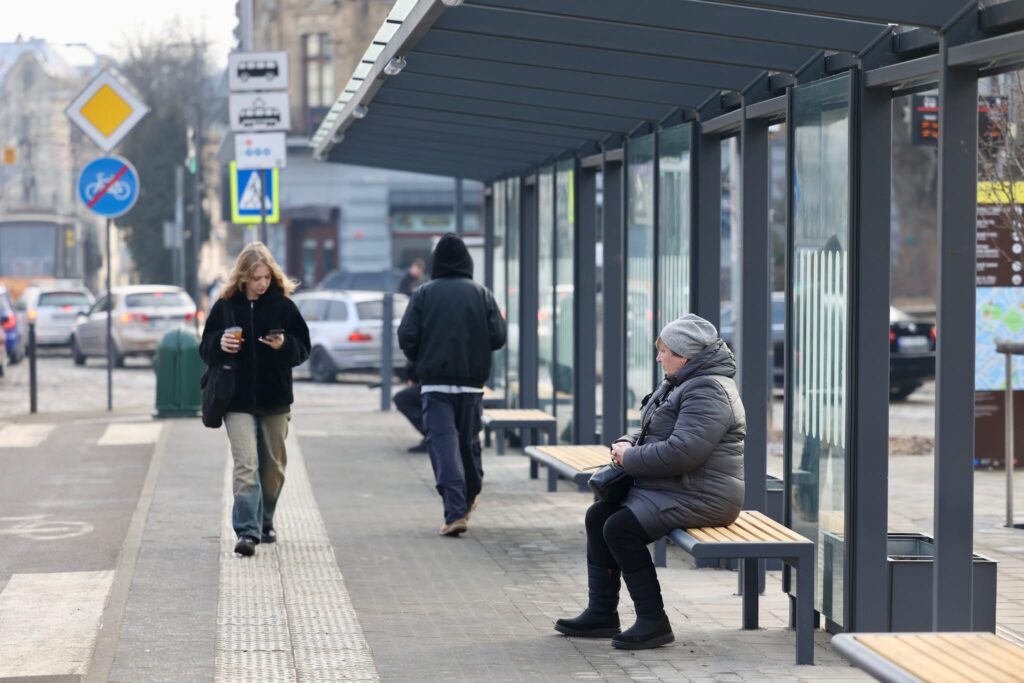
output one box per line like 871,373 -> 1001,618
889,384 -> 918,402
72,337 -> 87,366
309,347 -> 336,383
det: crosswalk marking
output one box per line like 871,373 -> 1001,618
0,570 -> 114,678
0,423 -> 55,448
98,422 -> 163,446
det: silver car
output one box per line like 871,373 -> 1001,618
18,283 -> 95,347
293,290 -> 406,383
71,286 -> 199,366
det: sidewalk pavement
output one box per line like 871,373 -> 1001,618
20,383 -> 1024,681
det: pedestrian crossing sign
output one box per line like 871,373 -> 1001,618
229,161 -> 279,224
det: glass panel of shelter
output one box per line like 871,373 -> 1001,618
492,179 -> 507,399
626,135 -> 657,428
537,167 -> 556,417
555,160 -> 575,443
658,124 -> 693,336
507,179 -> 521,409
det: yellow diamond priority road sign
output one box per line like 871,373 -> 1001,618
66,70 -> 149,152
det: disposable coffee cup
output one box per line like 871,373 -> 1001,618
226,326 -> 244,342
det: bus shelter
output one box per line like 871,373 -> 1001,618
312,0 -> 1024,634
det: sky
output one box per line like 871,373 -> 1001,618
2,0 -> 238,66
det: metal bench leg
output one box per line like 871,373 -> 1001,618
485,426 -> 492,448
529,451 -> 539,479
742,558 -> 759,630
795,552 -> 814,665
548,425 -> 557,445
652,538 -> 667,568
547,466 -> 558,492
496,429 -> 506,456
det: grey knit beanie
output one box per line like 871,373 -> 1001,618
658,313 -> 719,359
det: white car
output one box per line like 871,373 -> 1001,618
18,283 -> 95,347
293,290 -> 406,383
71,285 -> 199,366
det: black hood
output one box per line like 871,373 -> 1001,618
431,233 -> 474,279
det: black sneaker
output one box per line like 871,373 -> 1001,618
261,527 -> 277,544
234,536 -> 257,557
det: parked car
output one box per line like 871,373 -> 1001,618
71,286 -> 199,367
18,283 -> 95,349
317,269 -> 404,294
293,290 -> 406,383
720,295 -> 935,401
888,305 -> 936,401
0,285 -> 25,364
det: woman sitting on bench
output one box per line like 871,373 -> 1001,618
555,314 -> 746,650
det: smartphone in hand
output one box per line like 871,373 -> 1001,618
261,328 -> 285,342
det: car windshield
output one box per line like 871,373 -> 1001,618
126,292 -> 191,308
39,292 -> 91,307
355,298 -> 408,320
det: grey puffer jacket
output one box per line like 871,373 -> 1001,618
616,339 -> 746,539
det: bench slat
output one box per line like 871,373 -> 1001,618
744,510 -> 808,542
484,409 -> 556,423
905,633 -> 1012,682
738,513 -> 801,543
683,512 -> 810,546
729,516 -> 777,543
855,634 -> 1019,683
532,445 -> 609,472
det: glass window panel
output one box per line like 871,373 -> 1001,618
507,179 -> 521,408
538,167 -> 556,414
555,160 -> 575,442
321,63 -> 334,109
657,124 -> 692,336
306,34 -> 320,57
307,62 -> 321,107
789,73 -> 851,627
492,180 -> 507,396
626,135 -> 656,427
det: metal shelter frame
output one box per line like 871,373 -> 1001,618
312,0 -> 1024,634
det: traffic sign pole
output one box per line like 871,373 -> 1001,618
106,218 -> 113,412
260,169 -> 268,244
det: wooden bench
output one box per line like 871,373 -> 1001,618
668,511 -> 815,665
832,632 -> 1024,682
482,409 -> 557,456
482,388 -> 505,409
523,444 -> 609,491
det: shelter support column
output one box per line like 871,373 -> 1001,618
484,184 -> 495,293
694,124 -> 721,327
602,155 -> 627,444
934,11 -> 979,632
576,164 -> 598,444
738,109 -> 770,515
520,176 -> 540,411
847,66 -> 892,633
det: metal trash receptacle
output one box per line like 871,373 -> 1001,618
155,328 -> 202,417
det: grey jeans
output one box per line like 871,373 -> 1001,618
225,412 -> 289,540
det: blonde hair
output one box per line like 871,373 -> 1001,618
220,242 -> 298,299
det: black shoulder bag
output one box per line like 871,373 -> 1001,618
588,383 -> 669,504
200,303 -> 237,429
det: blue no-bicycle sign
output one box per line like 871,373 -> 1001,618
77,155 -> 140,218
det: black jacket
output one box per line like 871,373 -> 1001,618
398,234 -> 506,387
199,284 -> 311,415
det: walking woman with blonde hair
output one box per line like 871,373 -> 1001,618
200,242 -> 310,557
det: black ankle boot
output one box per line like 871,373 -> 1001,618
554,564 -> 622,637
612,565 -> 674,650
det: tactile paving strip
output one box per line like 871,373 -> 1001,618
214,431 -> 380,682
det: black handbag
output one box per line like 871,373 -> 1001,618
588,462 -> 634,503
589,382 -> 671,503
200,304 -> 237,429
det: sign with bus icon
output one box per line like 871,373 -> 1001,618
228,51 -> 289,92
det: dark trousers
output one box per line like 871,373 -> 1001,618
421,391 -> 483,523
393,383 -> 425,436
585,501 -> 655,574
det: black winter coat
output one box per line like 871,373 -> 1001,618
199,285 -> 311,415
616,339 -> 746,539
398,236 -> 506,387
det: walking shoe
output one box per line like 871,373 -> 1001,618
407,439 -> 428,453
466,497 -> 479,521
439,517 -> 468,537
261,526 -> 277,544
234,536 -> 257,557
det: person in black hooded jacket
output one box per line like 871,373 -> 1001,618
398,233 -> 506,537
200,242 -> 311,557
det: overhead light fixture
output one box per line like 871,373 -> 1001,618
441,0 -> 464,5
332,131 -> 345,143
383,56 -> 407,76
352,104 -> 368,120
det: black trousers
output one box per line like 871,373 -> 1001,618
585,501 -> 655,574
421,391 -> 483,523
393,383 -> 425,436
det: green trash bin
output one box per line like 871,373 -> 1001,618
155,327 -> 203,417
